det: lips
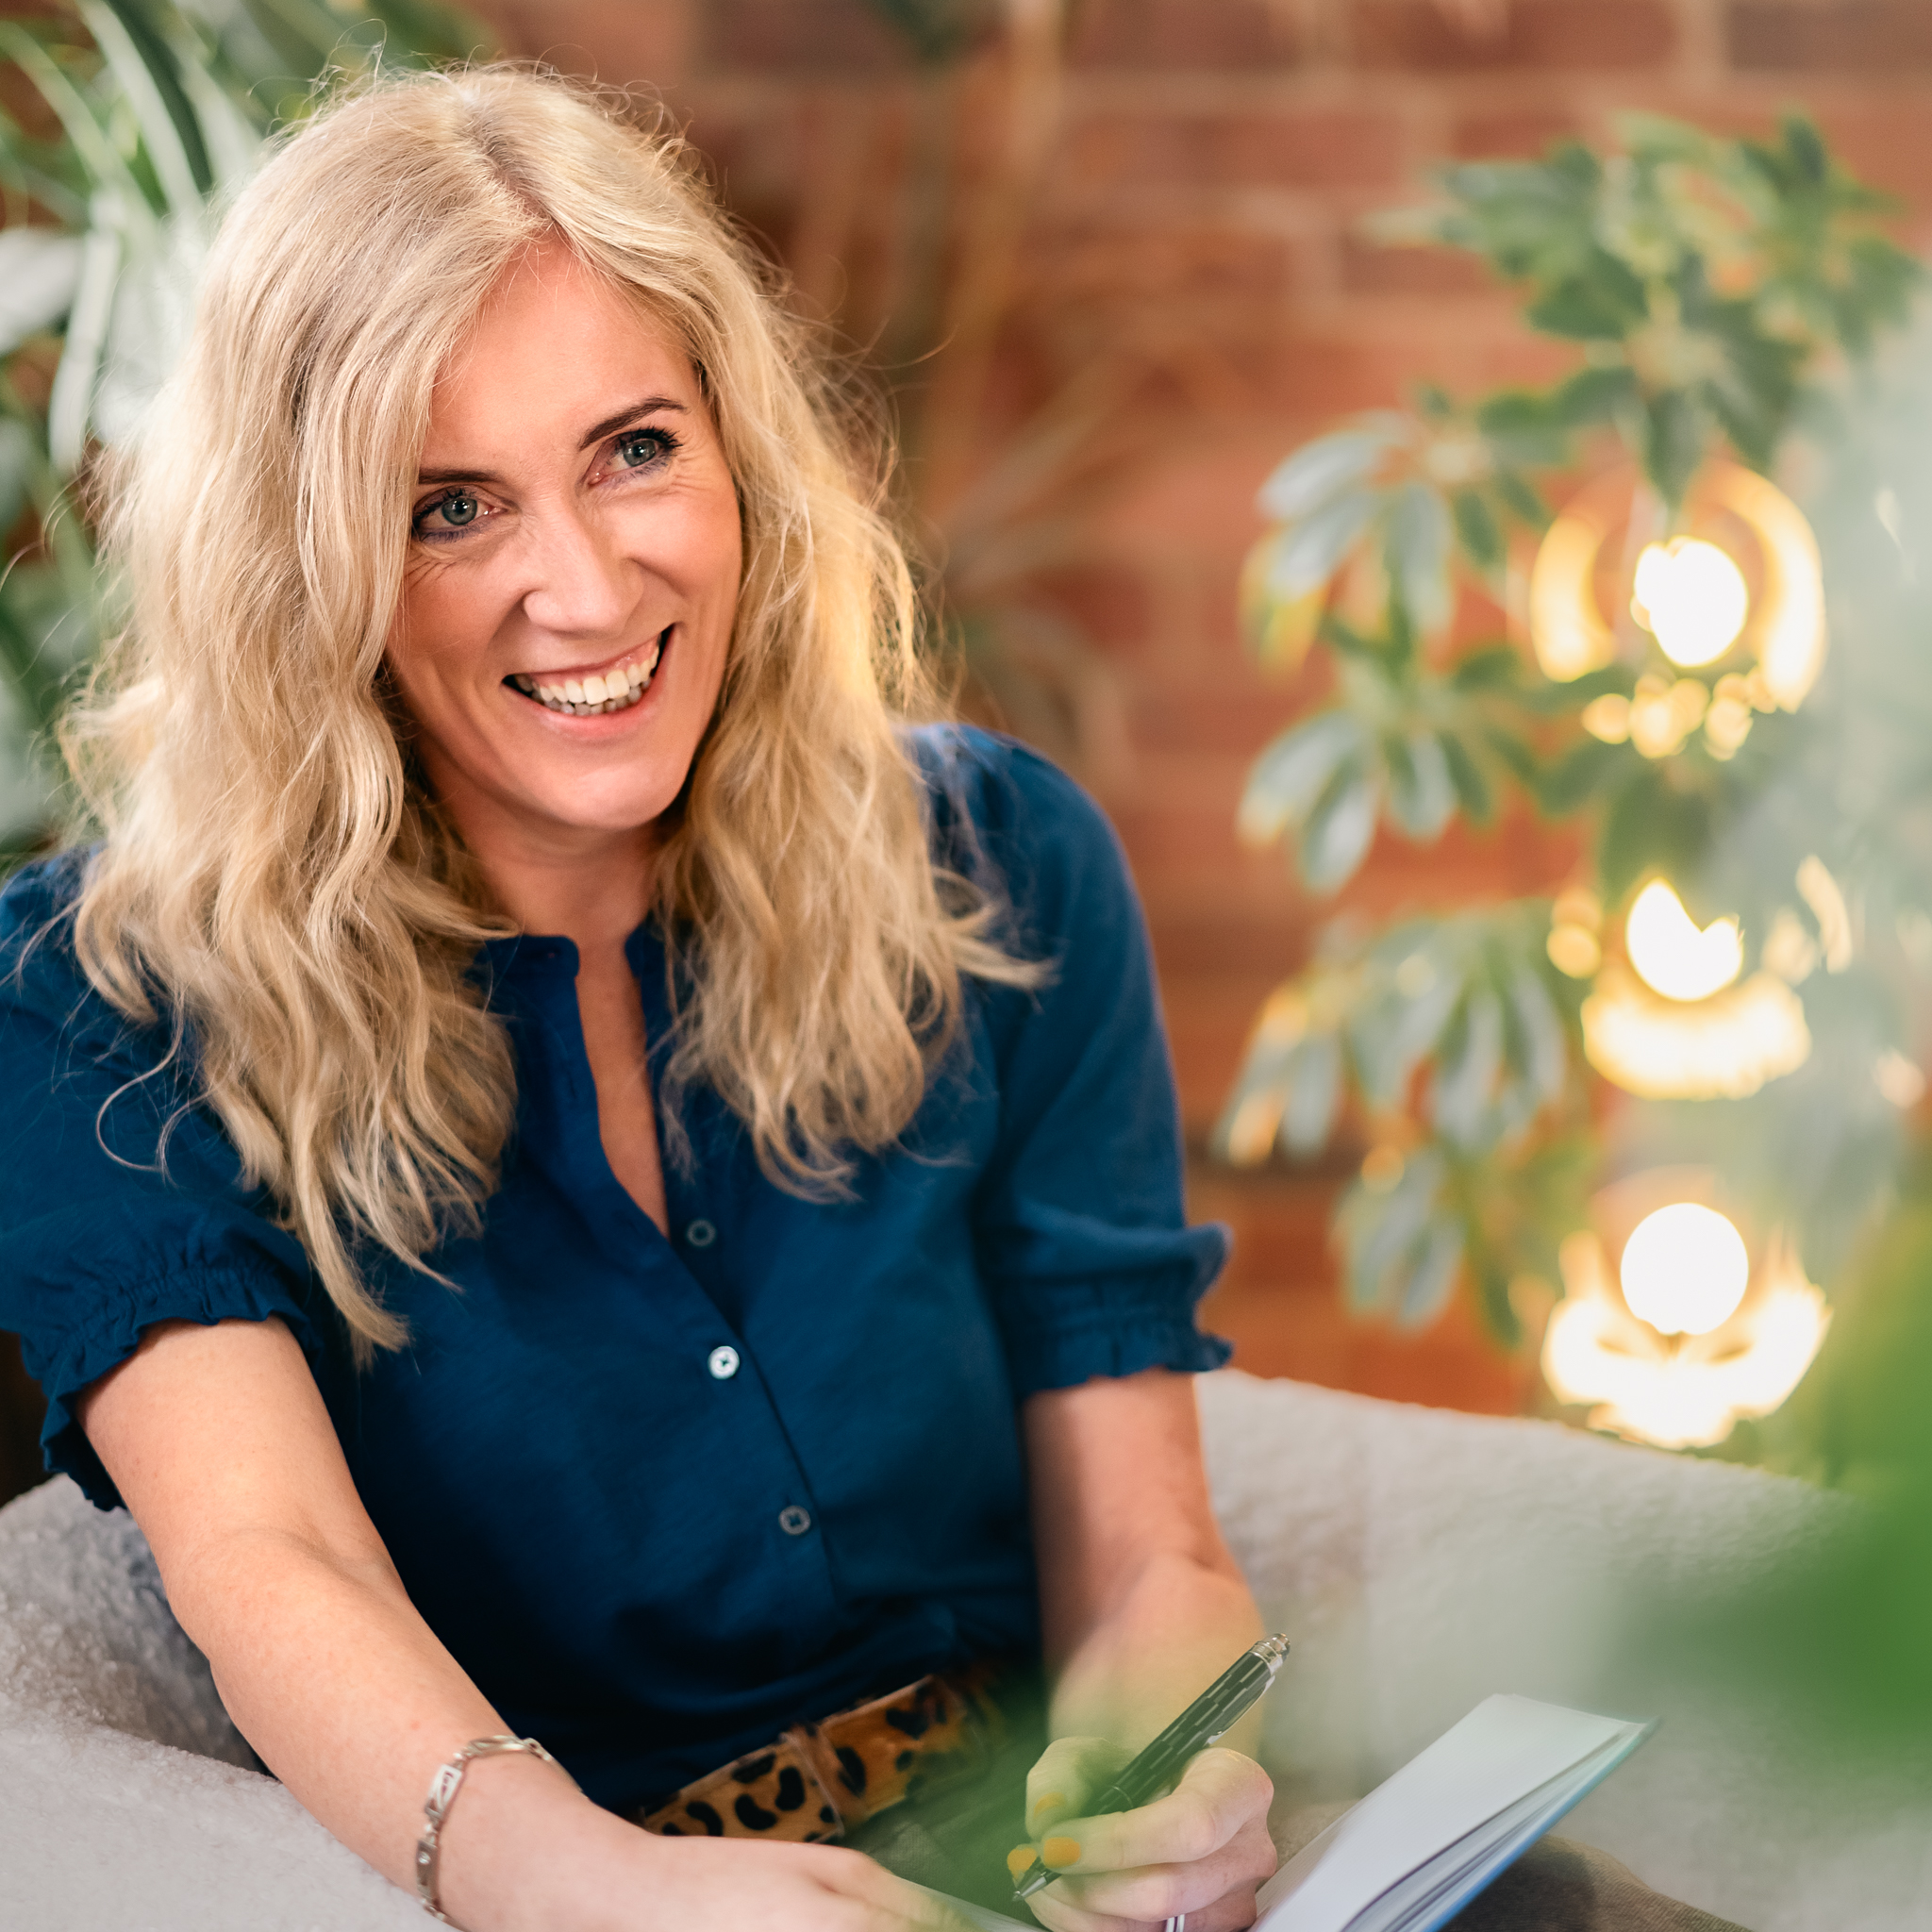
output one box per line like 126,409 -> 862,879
506,627 -> 668,716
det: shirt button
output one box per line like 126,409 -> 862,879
777,1506 -> 813,1537
707,1345 -> 740,1381
685,1220 -> 716,1248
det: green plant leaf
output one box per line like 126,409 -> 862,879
1475,390 -> 1570,467
0,22 -> 146,211
1525,251 -> 1647,340
1257,422 -> 1399,523
94,210 -> 203,445
0,229 -> 83,357
1441,730 -> 1494,824
79,0 -> 205,212
1386,480 -> 1453,630
173,38 -> 262,189
0,418 -> 32,538
1342,1150 -> 1443,1312
1641,388 -> 1706,506
1384,728 -> 1456,840
1450,487 -> 1504,574
1491,470 -> 1549,528
1281,1030 -> 1343,1156
1433,985 -> 1504,1148
1447,644 -> 1521,691
1266,485 -> 1381,598
1399,1212 -> 1466,1326
1554,364 -> 1640,426
1299,758 -> 1381,891
1355,945 -> 1463,1105
1784,112 -> 1827,186
46,219 -> 122,473
1482,725 -> 1539,785
1237,709 -> 1366,846
1538,735 -> 1626,814
1506,959 -> 1568,1107
1598,768 -> 1711,901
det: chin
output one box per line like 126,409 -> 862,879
521,771 -> 690,838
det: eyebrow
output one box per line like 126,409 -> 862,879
415,395 -> 691,486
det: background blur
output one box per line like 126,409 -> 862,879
5,0 -> 1932,1510
467,0 -> 1932,1412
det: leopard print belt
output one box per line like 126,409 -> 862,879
633,1660 -> 1009,1844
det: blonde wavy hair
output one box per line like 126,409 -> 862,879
60,65 -> 1033,1361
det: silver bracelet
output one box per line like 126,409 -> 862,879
416,1733 -> 572,1924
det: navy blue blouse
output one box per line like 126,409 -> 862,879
0,727 -> 1228,1810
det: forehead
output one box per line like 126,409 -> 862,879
421,242 -> 698,459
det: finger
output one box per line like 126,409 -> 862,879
851,1872 -> 983,1932
1052,1812 -> 1276,1923
1025,1734 -> 1130,1836
820,1848 -> 983,1932
1028,1875 -> 1263,1932
1036,1748 -> 1273,1875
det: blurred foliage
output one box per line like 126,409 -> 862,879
1220,111 -> 1928,1343
860,0 -> 1003,65
1625,1150 -> 1932,1755
0,0 -> 489,861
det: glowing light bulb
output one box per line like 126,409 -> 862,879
1620,1203 -> 1751,1336
1633,538 -> 1750,668
1625,881 -> 1743,1002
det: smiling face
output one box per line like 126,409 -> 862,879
387,241 -> 742,872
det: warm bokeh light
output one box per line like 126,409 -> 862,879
1526,463 -> 1825,709
1620,1202 -> 1750,1335
1727,464 -> 1826,708
1528,497 -> 1616,679
1582,968 -> 1809,1097
1542,1224 -> 1832,1449
1547,924 -> 1601,977
1632,538 -> 1750,668
1625,881 -> 1742,1001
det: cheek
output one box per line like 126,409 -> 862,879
390,565 -> 499,693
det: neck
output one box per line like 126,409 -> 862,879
437,783 -> 659,958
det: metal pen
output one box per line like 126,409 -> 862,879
1010,1633 -> 1291,1902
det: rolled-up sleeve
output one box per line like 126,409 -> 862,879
945,737 -> 1232,1398
0,859 -> 323,1509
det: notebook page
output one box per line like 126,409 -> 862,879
1362,1730 -> 1643,1932
1254,1697 -> 1645,1932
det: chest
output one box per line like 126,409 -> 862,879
571,951 -> 668,1233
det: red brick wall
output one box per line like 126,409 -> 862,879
481,0 -> 1932,1409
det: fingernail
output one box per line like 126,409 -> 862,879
1041,1836 -> 1081,1870
1006,1845 -> 1038,1880
1031,1789 -> 1066,1820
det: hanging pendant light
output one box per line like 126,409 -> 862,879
1526,462 -> 1826,748
1540,1171 -> 1830,1449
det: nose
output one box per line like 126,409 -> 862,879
518,502 -> 641,641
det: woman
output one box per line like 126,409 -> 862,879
0,67 -> 1276,1931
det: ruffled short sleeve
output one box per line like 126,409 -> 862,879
0,857 -> 325,1509
923,732 -> 1233,1399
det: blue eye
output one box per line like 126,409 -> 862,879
614,428 -> 677,470
414,491 -> 480,539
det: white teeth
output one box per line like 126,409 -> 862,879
512,640 -> 664,715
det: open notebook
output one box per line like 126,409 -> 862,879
932,1694 -> 1655,1932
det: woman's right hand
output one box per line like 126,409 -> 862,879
450,1770 -> 976,1932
